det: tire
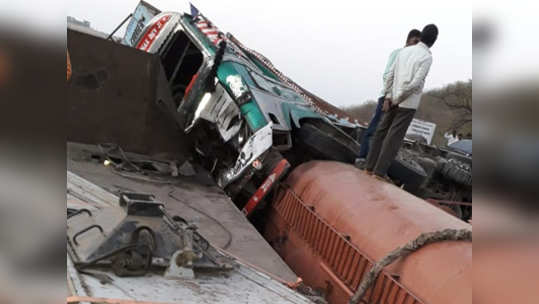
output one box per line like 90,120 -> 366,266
446,151 -> 472,164
415,157 -> 437,186
388,152 -> 427,194
294,122 -> 361,163
440,158 -> 472,186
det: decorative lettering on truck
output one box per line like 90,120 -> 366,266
136,15 -> 171,51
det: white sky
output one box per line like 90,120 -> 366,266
68,0 -> 472,107
473,1 -> 539,88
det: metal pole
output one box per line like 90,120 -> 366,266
107,13 -> 133,42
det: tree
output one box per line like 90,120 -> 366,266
426,80 -> 472,131
342,100 -> 378,125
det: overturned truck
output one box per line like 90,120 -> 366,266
68,7 -> 471,220
132,11 -> 362,210
67,5 -> 471,304
133,10 -> 472,221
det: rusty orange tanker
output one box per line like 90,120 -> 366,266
264,161 -> 471,304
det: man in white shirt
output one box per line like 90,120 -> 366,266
365,24 -> 438,179
357,29 -> 421,163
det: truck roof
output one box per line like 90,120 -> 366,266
138,11 -> 359,126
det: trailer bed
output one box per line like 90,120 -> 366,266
67,142 -> 298,283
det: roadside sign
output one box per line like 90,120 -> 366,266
406,118 -> 436,144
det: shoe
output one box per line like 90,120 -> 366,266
365,170 -> 374,175
354,158 -> 366,169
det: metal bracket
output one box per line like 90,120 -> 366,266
68,208 -> 92,219
73,225 -> 104,246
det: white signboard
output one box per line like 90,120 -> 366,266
406,118 -> 436,144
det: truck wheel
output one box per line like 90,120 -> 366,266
294,122 -> 361,163
440,159 -> 472,186
388,152 -> 427,194
416,157 -> 437,186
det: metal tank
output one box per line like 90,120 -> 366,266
264,161 -> 471,304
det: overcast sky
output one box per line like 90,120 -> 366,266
68,0 -> 472,107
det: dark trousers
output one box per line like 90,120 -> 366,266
365,106 -> 416,176
358,96 -> 384,158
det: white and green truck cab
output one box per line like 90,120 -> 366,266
134,10 -> 361,207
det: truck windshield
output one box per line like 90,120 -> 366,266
161,30 -> 203,104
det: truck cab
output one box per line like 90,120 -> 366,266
135,12 -> 361,206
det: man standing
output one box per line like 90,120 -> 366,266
365,24 -> 438,180
356,29 -> 421,164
